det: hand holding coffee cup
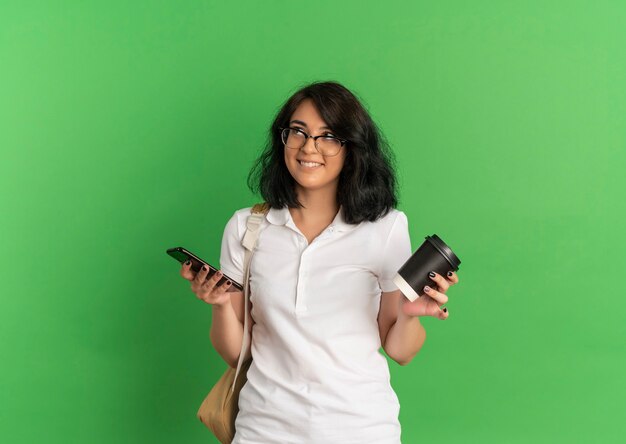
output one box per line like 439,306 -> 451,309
399,270 -> 459,319
393,234 -> 461,319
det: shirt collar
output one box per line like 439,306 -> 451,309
266,205 -> 358,232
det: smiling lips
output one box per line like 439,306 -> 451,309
298,160 -> 323,168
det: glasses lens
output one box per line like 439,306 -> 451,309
282,128 -> 305,149
316,136 -> 342,156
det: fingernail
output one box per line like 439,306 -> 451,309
216,271 -> 222,277
202,265 -> 207,271
447,271 -> 453,277
225,280 -> 231,286
443,307 -> 448,313
184,260 -> 190,265
424,286 -> 431,292
428,271 -> 436,278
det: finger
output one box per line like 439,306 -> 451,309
193,264 -> 211,284
428,271 -> 450,293
445,271 -> 459,285
200,270 -> 222,291
199,277 -> 232,303
180,260 -> 195,281
423,286 -> 449,305
438,306 -> 449,320
220,280 -> 233,293
211,270 -> 224,286
207,271 -> 227,289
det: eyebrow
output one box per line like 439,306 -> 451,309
289,119 -> 331,130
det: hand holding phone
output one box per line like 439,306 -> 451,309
167,247 -> 243,297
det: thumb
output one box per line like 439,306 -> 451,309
401,301 -> 421,317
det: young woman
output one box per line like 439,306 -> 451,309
180,81 -> 459,443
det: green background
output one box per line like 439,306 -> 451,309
1,1 -> 624,442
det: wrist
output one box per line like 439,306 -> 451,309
397,306 -> 422,324
212,299 -> 233,312
397,295 -> 423,321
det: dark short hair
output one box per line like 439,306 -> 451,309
247,80 -> 398,224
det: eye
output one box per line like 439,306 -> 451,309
290,127 -> 306,136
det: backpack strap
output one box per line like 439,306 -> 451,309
231,203 -> 270,391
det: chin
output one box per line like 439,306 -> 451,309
294,178 -> 339,192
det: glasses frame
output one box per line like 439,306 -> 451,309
279,126 -> 348,157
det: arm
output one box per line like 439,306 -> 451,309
209,210 -> 255,368
181,261 -> 247,369
378,289 -> 426,366
210,289 -> 254,368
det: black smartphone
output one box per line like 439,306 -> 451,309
166,246 -> 243,291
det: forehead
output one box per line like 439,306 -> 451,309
289,99 -> 330,130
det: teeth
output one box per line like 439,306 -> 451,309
299,161 -> 322,167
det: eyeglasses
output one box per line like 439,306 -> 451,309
279,127 -> 347,157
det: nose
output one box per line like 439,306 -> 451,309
300,136 -> 319,154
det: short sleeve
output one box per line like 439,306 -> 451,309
219,211 -> 245,286
378,211 -> 413,292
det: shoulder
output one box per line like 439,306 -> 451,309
364,208 -> 408,230
382,208 -> 407,222
232,206 -> 254,219
350,209 -> 408,248
223,206 -> 253,235
224,204 -> 270,234
231,202 -> 270,218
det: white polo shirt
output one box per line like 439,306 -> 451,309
219,205 -> 412,444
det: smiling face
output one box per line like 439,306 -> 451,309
283,99 -> 347,197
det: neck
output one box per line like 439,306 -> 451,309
290,185 -> 339,223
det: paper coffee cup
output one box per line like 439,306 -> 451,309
393,234 -> 461,302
